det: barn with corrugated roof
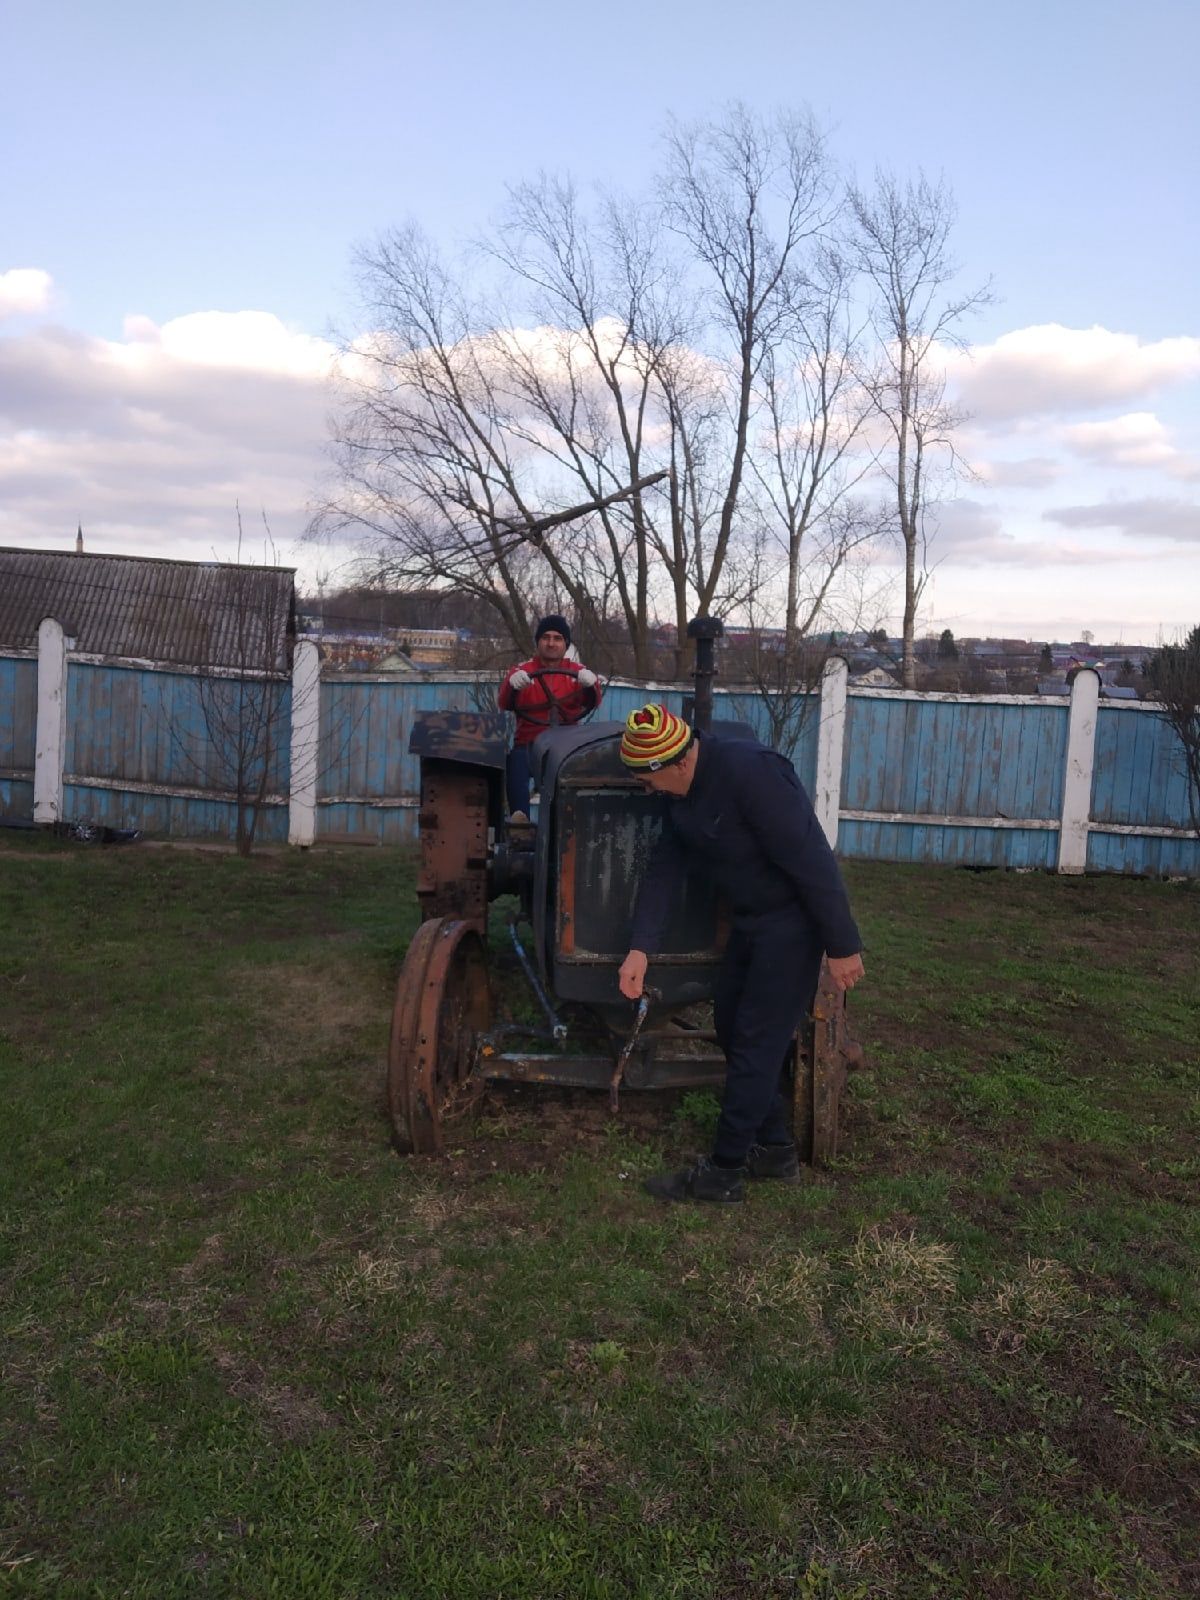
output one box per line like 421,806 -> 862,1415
0,547 -> 295,670
0,546 -> 297,840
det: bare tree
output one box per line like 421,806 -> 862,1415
313,227 -> 599,653
312,105 -> 872,676
1145,626 -> 1200,833
735,544 -> 894,761
164,518 -> 296,856
845,173 -> 990,688
660,106 -> 840,619
487,178 -> 675,673
481,110 -> 842,667
708,234 -> 889,757
740,241 -> 887,686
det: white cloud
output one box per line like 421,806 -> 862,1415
1043,497 -> 1200,544
0,268 -> 53,319
972,456 -> 1063,488
929,498 -> 1134,569
0,311 -> 340,571
4,292 -> 1199,630
118,309 -> 337,377
947,324 -> 1200,421
1060,412 -> 1199,479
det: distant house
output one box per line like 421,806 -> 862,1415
0,547 -> 296,672
850,665 -> 900,689
375,651 -> 427,675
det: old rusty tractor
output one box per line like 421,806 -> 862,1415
387,619 -> 863,1161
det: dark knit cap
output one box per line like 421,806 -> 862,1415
535,614 -> 572,647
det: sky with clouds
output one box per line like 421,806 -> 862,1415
2,0 -> 1197,645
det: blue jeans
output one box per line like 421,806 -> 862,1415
506,746 -> 532,815
711,908 -> 823,1163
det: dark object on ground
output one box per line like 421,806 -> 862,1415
50,819 -> 142,846
643,1156 -> 748,1204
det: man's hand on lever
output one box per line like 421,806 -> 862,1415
827,953 -> 865,993
619,949 -> 648,1001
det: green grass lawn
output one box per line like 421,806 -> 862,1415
1,836 -> 1197,1599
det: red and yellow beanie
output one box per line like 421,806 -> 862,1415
619,704 -> 694,770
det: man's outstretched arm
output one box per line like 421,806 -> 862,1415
620,824 -> 685,999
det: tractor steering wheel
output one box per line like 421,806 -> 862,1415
511,667 -> 600,731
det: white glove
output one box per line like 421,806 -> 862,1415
577,668 -> 597,688
509,668 -> 532,690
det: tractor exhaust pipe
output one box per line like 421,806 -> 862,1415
686,615 -> 724,732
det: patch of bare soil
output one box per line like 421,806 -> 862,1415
408,1084 -> 693,1183
1042,1137 -> 1195,1204
209,1346 -> 339,1441
246,954 -> 386,1060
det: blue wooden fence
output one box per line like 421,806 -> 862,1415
309,677 -> 821,844
1089,706 -> 1198,876
63,660 -> 292,843
839,694 -> 1069,869
1,646 -> 1195,876
0,655 -> 37,821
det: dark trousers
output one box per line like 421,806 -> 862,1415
506,746 -> 532,815
711,909 -> 823,1164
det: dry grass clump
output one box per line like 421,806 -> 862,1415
334,1249 -> 413,1303
409,1188 -> 460,1227
728,1250 -> 830,1322
972,1256 -> 1081,1352
840,1227 -> 958,1352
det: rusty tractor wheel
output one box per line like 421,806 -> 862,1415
792,960 -> 866,1165
388,916 -> 492,1154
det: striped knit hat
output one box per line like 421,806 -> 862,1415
619,704 -> 694,770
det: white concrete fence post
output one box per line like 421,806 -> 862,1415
1058,667 -> 1100,874
288,639 -> 321,848
33,617 -> 68,825
814,655 -> 849,849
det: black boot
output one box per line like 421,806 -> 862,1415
643,1156 -> 747,1204
746,1142 -> 801,1183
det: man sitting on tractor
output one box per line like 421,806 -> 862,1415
497,614 -> 602,819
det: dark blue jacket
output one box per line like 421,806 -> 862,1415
629,731 -> 861,959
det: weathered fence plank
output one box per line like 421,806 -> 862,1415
0,654 -> 37,820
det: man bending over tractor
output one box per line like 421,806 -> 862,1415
617,703 -> 865,1204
